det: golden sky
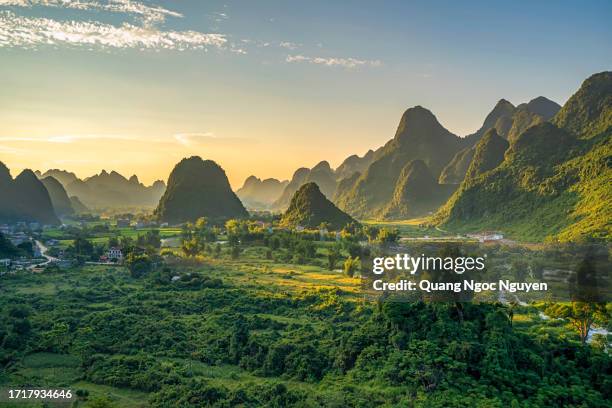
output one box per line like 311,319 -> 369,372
1,1 -> 608,188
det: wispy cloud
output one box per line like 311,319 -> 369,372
0,1 -> 382,68
286,54 -> 382,69
279,41 -> 299,50
173,132 -> 256,146
210,11 -> 228,23
173,132 -> 215,146
0,0 -> 182,26
0,11 -> 227,50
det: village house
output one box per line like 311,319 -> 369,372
108,247 -> 123,261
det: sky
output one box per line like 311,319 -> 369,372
0,0 -> 610,188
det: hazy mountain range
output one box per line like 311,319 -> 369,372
237,71 -> 609,241
236,176 -> 288,210
36,169 -> 166,210
2,71 -> 608,242
241,95 -> 563,219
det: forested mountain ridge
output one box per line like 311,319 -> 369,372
155,156 -> 248,224
435,71 -> 611,241
440,96 -> 561,184
380,159 -> 456,220
335,106 -> 463,218
280,182 -> 355,229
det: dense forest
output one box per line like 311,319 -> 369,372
0,221 -> 610,407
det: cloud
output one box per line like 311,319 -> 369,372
0,0 -> 182,26
173,132 -> 215,146
279,41 -> 299,50
210,11 -> 228,23
173,132 -> 256,146
0,11 -> 227,50
286,54 -> 382,69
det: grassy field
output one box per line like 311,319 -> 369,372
361,217 -> 451,238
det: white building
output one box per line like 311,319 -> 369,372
108,247 -> 123,261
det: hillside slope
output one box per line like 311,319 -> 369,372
281,183 -> 355,230
155,156 -> 248,224
336,106 -> 463,218
435,72 -> 611,242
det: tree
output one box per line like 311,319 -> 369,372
545,302 -> 608,344
195,217 -> 208,230
43,322 -> 70,352
377,228 -> 399,244
73,236 -> 94,257
344,256 -> 360,277
0,232 -> 19,258
108,236 -> 119,248
181,237 -> 200,257
126,253 -> 153,278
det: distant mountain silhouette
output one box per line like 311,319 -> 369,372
0,162 -> 59,225
272,167 -> 312,210
39,169 -> 79,187
39,169 -> 166,209
236,176 -> 288,210
155,156 -> 248,224
41,176 -> 74,216
304,161 -> 337,198
335,106 -> 463,218
280,183 -> 355,230
335,150 -> 375,181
